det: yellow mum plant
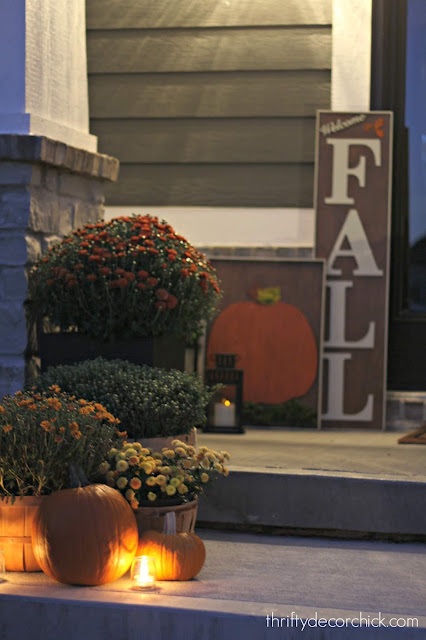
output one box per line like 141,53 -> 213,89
100,440 -> 230,509
0,387 -> 124,502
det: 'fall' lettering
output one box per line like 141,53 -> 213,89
323,353 -> 374,421
327,209 -> 383,277
324,138 -> 382,205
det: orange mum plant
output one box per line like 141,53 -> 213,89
29,214 -> 221,342
0,387 -> 124,502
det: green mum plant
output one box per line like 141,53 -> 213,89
0,386 -> 124,502
33,357 -> 215,439
28,214 -> 221,343
99,439 -> 230,508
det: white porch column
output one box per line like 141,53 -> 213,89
0,0 -> 97,152
0,0 -> 118,397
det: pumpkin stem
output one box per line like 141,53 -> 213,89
163,511 -> 177,535
250,285 -> 281,305
69,464 -> 90,489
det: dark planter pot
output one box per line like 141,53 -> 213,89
37,330 -> 192,372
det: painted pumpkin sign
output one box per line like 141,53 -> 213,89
207,286 -> 318,404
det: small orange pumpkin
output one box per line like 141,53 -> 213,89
137,511 -> 205,581
32,483 -> 138,585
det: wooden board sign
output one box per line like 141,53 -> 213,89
206,259 -> 325,428
314,111 -> 393,429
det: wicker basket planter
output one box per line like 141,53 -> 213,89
0,496 -> 43,572
135,428 -> 197,451
134,499 -> 198,535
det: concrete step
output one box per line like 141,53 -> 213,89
1,530 -> 425,639
196,429 -> 426,538
198,466 -> 426,538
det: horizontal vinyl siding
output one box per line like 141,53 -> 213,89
103,164 -> 315,207
87,28 -> 331,73
86,0 -> 331,207
89,71 -> 330,119
90,118 -> 317,164
86,0 -> 332,29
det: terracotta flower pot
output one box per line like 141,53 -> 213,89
134,498 -> 198,536
0,496 -> 43,572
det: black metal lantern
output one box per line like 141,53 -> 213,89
204,354 -> 244,434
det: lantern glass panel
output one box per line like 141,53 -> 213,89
204,355 -> 244,433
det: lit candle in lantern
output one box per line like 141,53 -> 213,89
131,555 -> 156,591
214,399 -> 236,427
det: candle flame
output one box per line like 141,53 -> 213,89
223,399 -> 231,406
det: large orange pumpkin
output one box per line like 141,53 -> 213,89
32,484 -> 138,585
137,511 -> 205,581
207,289 -> 318,404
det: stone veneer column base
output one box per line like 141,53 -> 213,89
0,135 -> 119,397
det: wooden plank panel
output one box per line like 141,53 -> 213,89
207,258 -> 324,414
87,28 -> 331,73
315,111 -> 393,430
89,71 -> 330,118
104,163 -> 314,207
86,0 -> 332,29
91,118 -> 316,163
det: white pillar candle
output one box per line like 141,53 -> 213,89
214,401 -> 236,427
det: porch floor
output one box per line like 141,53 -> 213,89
197,427 -> 426,478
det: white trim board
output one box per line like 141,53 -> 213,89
103,207 -> 315,248
332,0 -> 372,111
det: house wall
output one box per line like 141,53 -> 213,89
86,0 -> 331,210
87,0 -> 425,417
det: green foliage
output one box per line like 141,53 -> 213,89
34,358 -> 214,439
242,400 -> 317,428
0,388 -> 121,500
28,214 -> 222,343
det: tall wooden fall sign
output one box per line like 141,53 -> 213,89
315,112 -> 393,429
